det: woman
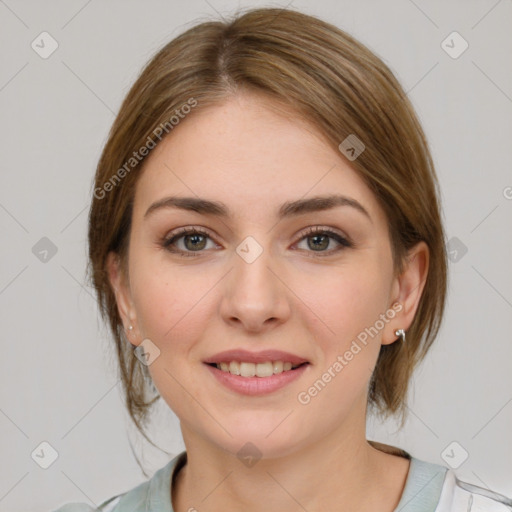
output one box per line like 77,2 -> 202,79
55,7 -> 511,512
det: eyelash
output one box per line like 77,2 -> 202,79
161,226 -> 353,258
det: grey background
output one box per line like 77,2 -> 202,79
0,0 -> 511,510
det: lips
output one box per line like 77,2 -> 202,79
205,359 -> 310,395
203,349 -> 309,366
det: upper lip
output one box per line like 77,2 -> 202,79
203,349 -> 309,365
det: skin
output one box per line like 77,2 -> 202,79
108,90 -> 429,512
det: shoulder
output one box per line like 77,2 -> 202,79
436,469 -> 512,511
51,476 -> 153,512
51,492 -> 130,512
389,449 -> 511,512
52,505 -> 100,512
52,480 -> 150,512
52,451 -> 187,512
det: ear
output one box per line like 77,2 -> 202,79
106,251 -> 140,345
382,241 -> 429,346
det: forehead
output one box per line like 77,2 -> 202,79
133,93 -> 384,224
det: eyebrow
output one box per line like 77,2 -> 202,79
144,194 -> 372,222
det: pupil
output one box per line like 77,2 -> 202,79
309,234 -> 328,251
186,234 -> 206,251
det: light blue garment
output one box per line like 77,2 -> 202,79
396,457 -> 447,511
52,450 -> 511,511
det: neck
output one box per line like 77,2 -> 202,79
172,407 -> 409,512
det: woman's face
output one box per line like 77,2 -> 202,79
110,92 -> 421,458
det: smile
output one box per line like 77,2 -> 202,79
204,361 -> 310,395
210,360 -> 305,377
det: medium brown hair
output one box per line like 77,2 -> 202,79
88,7 -> 447,446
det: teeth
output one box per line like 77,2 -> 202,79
214,361 -> 303,377
273,361 -> 283,374
229,361 -> 240,375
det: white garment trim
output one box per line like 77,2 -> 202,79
97,494 -> 122,511
435,470 -> 512,511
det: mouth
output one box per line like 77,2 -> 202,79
203,358 -> 311,396
205,360 -> 310,378
202,349 -> 311,394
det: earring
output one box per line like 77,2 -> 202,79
395,329 -> 406,343
127,325 -> 133,333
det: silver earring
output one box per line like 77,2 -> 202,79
395,329 -> 406,343
128,325 -> 133,332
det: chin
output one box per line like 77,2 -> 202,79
216,436 -> 304,463
205,419 -> 309,462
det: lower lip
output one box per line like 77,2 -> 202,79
204,363 -> 310,396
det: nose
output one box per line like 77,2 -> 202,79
219,242 -> 291,334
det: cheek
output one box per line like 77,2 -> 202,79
299,259 -> 391,352
130,257 -> 216,347
129,262 -> 214,415
295,268 -> 389,418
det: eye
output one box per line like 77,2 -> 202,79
162,227 -> 218,257
294,226 -> 352,256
